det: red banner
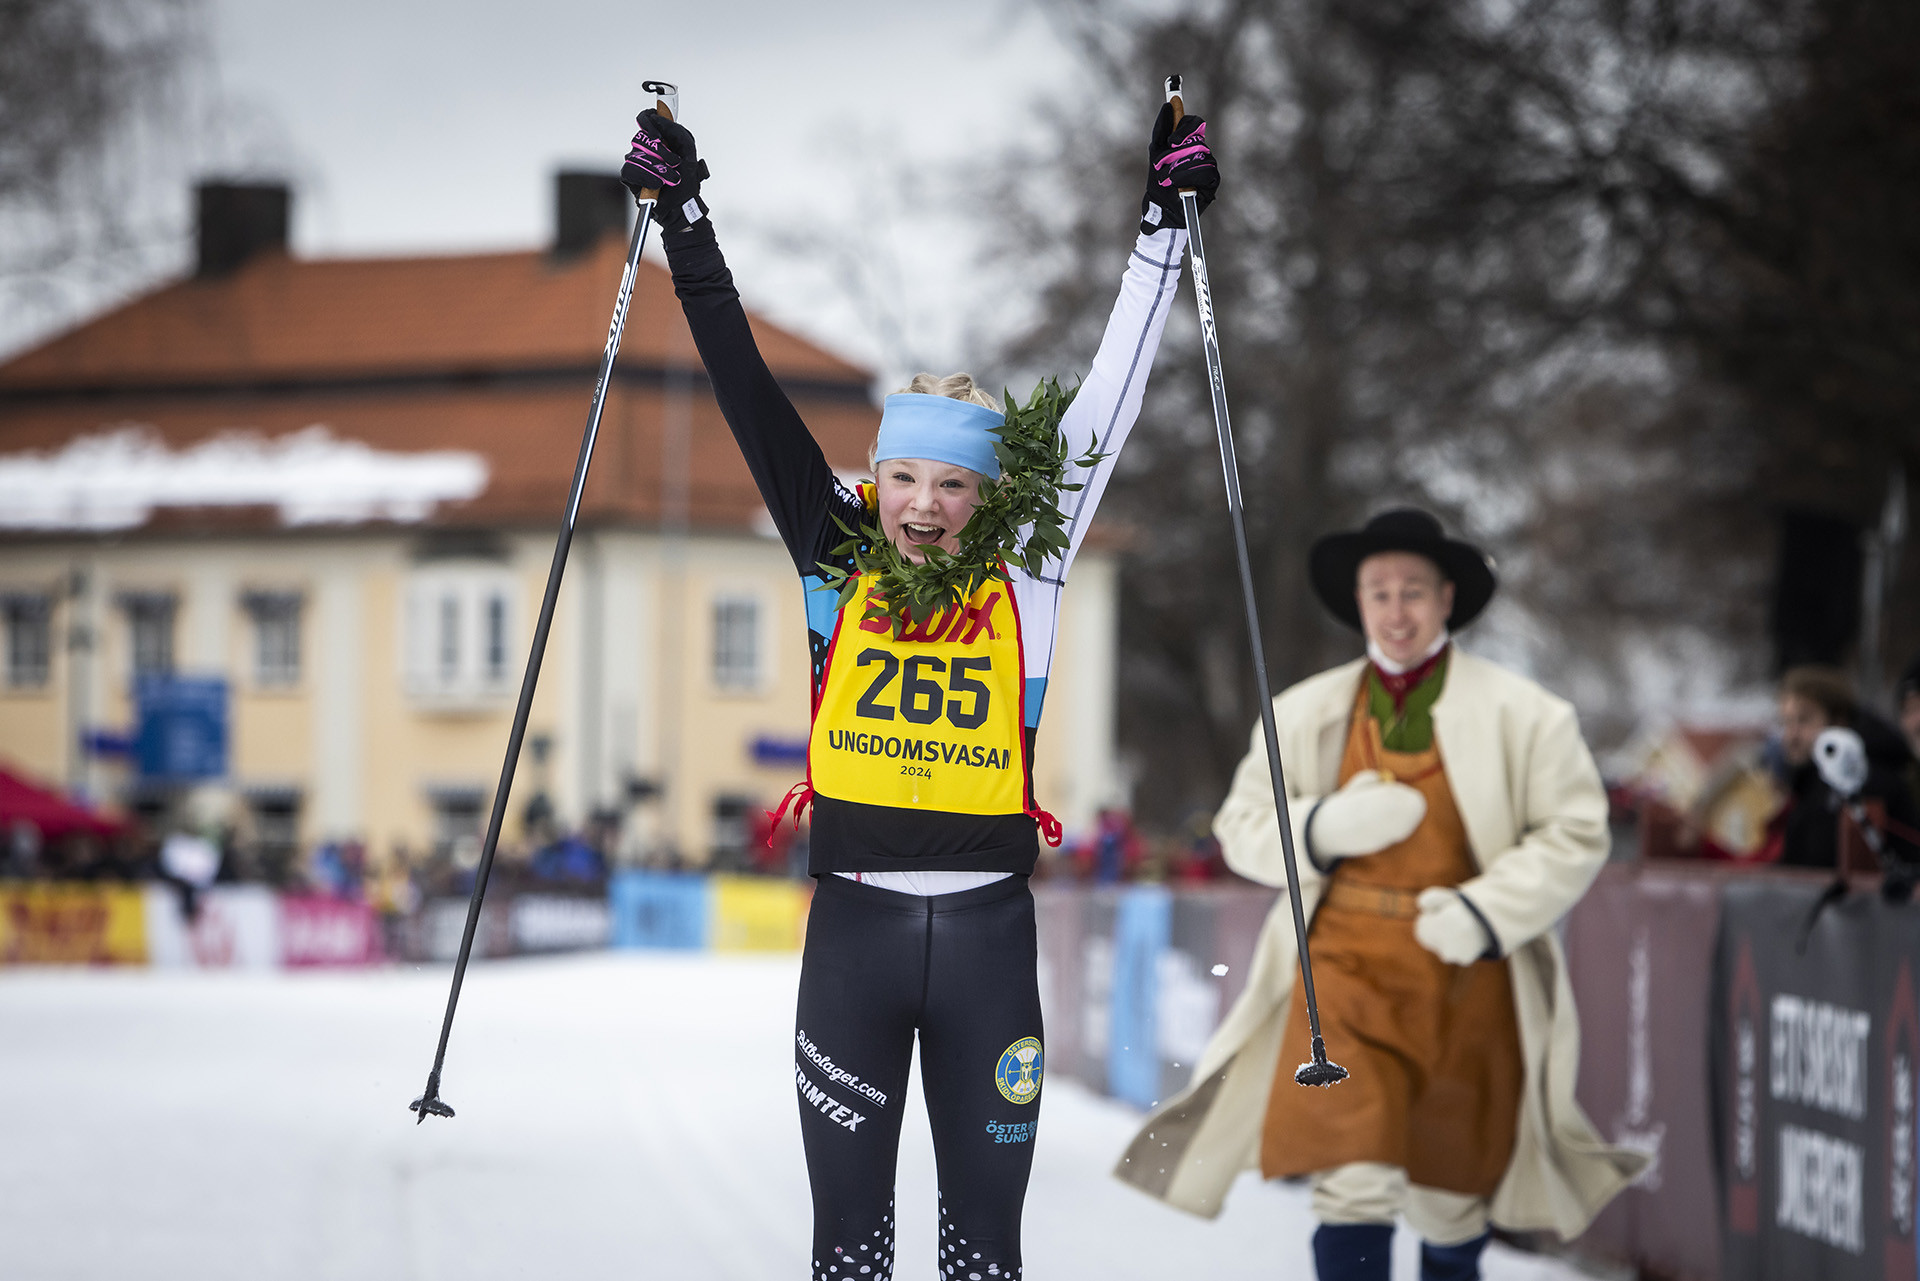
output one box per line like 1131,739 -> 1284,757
279,895 -> 383,967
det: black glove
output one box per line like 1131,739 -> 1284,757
1140,103 -> 1219,235
622,109 -> 711,233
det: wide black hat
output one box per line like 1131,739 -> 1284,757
1308,507 -> 1497,632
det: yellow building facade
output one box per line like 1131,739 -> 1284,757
0,527 -> 1119,867
0,178 -> 1124,871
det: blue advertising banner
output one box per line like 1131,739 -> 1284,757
1109,885 -> 1172,1109
135,677 -> 228,781
609,872 -> 709,949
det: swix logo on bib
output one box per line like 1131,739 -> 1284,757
995,1037 -> 1043,1104
811,573 -> 1027,816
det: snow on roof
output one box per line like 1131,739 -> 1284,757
0,425 -> 488,531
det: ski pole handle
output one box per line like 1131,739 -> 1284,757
1164,74 -> 1195,194
635,79 -> 680,201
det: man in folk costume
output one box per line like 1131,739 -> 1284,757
1115,508 -> 1645,1281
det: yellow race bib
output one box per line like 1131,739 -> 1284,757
809,573 -> 1028,815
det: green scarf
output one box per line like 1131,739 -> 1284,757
1365,653 -> 1449,752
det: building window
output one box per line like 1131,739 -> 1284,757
242,591 -> 302,687
120,592 -> 176,679
712,595 -> 761,691
2,594 -> 51,689
244,788 -> 302,883
485,593 -> 508,682
429,787 -> 487,864
404,568 -> 515,703
438,593 -> 460,682
710,793 -> 754,869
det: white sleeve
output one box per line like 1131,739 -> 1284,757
1008,225 -> 1187,727
1047,225 -> 1187,580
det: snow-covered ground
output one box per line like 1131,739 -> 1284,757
0,953 -> 1591,1280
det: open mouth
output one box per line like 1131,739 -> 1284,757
901,522 -> 945,546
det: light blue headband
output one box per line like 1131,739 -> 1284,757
873,393 -> 1004,479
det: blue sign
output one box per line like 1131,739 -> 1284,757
135,677 -> 228,781
81,728 -> 136,757
609,872 -> 709,950
1109,884 -> 1172,1109
751,734 -> 809,767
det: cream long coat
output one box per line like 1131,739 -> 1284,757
1114,649 -> 1647,1236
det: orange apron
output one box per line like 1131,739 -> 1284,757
1260,682 -> 1523,1196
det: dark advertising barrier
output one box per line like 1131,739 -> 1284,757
1714,877 -> 1920,1281
1566,864 -> 1733,1281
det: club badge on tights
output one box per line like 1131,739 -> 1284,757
995,1038 -> 1044,1104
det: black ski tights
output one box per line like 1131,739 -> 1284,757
795,874 -> 1044,1281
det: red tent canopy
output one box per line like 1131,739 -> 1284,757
0,767 -> 125,839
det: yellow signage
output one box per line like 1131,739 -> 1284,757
0,882 -> 147,965
710,875 -> 811,952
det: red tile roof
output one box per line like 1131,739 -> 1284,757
1,235 -> 865,389
0,232 -> 879,535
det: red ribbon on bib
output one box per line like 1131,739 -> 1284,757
765,781 -> 815,847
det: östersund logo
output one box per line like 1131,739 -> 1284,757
995,1037 -> 1043,1104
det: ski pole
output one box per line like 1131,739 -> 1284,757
409,80 -> 682,1123
1167,74 -> 1347,1087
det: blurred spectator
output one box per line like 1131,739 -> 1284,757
1168,833 -> 1228,883
1767,666 -> 1918,869
7,818 -> 42,876
1158,807 -> 1226,883
1077,808 -> 1144,884
531,833 -> 608,885
159,831 -> 221,920
306,839 -> 367,899
1671,740 -> 1782,863
367,844 -> 420,914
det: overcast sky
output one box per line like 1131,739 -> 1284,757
200,0 -> 1092,378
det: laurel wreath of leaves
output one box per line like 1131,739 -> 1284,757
815,378 -> 1101,629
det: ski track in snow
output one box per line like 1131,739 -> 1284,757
0,953 -> 1594,1280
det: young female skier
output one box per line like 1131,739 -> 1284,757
622,96 -> 1219,1280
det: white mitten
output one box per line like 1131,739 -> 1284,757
1307,771 -> 1427,861
1414,887 -> 1495,965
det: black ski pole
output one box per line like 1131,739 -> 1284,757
408,80 -> 683,1123
1167,74 -> 1347,1087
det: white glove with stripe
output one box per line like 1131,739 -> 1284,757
1414,887 -> 1496,964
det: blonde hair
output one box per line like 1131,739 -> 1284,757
894,372 -> 1001,412
868,373 -> 1003,471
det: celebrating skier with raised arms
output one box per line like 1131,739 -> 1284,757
620,92 -> 1219,1279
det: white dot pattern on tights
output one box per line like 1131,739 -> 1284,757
813,1201 -> 897,1281
934,1193 -> 1021,1280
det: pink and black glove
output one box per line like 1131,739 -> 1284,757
1140,103 -> 1219,234
622,109 -> 710,233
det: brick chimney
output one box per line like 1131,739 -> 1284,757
195,182 -> 291,277
553,171 -> 632,258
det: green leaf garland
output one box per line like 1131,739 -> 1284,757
815,378 -> 1102,629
